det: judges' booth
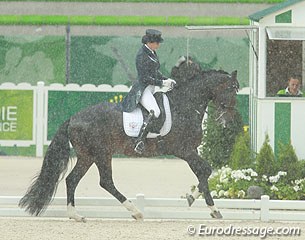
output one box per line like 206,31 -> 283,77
249,0 -> 305,159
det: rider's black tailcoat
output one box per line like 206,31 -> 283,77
121,44 -> 167,112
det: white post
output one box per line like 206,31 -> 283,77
136,193 -> 145,214
36,81 -> 45,157
260,195 -> 270,222
258,26 -> 267,98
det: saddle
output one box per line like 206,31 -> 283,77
123,92 -> 172,138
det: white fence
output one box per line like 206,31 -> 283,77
1,194 -> 305,222
0,81 -> 129,157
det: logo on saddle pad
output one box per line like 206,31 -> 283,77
123,94 -> 172,138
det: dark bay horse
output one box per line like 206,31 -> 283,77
19,56 -> 238,222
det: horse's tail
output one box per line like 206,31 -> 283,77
19,119 -> 71,216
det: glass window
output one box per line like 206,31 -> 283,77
266,38 -> 303,97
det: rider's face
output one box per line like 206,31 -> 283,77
147,42 -> 160,51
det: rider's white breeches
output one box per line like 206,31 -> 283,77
140,85 -> 161,118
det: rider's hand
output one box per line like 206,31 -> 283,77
162,78 -> 176,89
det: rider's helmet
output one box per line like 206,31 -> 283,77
142,29 -> 164,44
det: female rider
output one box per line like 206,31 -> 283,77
122,29 -> 176,154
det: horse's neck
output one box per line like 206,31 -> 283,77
168,90 -> 208,124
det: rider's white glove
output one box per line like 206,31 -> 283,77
162,78 -> 176,89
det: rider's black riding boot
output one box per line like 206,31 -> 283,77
134,110 -> 155,154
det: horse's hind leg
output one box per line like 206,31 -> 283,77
95,154 -> 143,220
65,156 -> 94,222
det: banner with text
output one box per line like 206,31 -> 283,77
0,90 -> 33,140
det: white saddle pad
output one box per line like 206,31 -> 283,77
123,94 -> 172,138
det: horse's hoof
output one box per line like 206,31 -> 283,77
186,194 -> 195,207
69,215 -> 87,222
210,210 -> 223,219
132,212 -> 144,221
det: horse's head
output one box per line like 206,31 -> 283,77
206,70 -> 239,127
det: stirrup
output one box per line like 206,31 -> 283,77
134,140 -> 145,154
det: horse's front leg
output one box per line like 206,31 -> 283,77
177,150 -> 222,219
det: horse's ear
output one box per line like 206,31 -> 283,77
231,70 -> 237,79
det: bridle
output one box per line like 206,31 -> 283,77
212,74 -> 238,123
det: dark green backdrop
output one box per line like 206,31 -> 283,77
0,35 -> 250,88
0,34 -> 250,146
47,91 -> 127,140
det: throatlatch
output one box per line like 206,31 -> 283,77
134,110 -> 155,154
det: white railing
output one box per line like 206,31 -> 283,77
1,194 -> 304,221
0,81 -> 130,157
